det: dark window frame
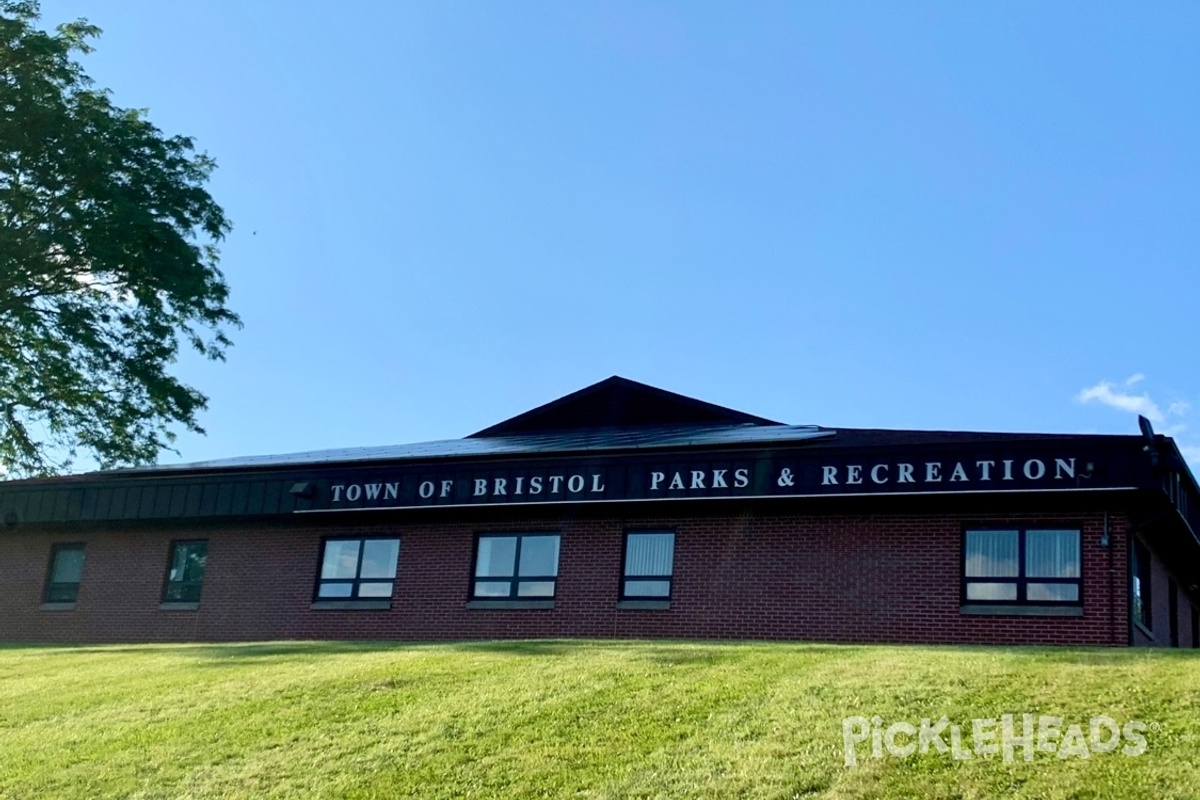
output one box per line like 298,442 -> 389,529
961,526 -> 1082,607
1132,539 -> 1152,629
162,539 -> 209,604
313,536 -> 401,602
620,530 -> 676,600
470,533 -> 561,600
44,542 -> 86,604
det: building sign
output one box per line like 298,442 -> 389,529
0,442 -> 1153,526
303,450 -> 1116,513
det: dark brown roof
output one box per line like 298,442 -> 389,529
470,376 -> 780,436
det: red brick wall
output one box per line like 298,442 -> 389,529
0,506 -> 1131,646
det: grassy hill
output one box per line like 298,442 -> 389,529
0,640 -> 1195,799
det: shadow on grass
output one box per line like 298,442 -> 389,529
186,638 -> 846,663
189,638 -> 755,665
445,640 -> 583,657
191,641 -> 412,662
3,639 -> 1194,666
635,643 -> 859,667
0,640 -> 416,661
442,639 -> 869,669
195,638 -> 685,663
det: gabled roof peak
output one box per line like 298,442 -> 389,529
469,376 -> 782,438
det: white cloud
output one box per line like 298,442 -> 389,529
1168,401 -> 1191,417
1077,376 -> 1199,475
1076,381 -> 1164,423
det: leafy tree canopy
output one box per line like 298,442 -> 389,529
0,0 -> 237,477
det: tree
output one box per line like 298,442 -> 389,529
0,0 -> 238,476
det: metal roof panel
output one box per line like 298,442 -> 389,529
108,424 -> 835,474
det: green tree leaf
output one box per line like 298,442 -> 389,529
0,0 -> 238,476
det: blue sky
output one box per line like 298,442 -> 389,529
38,1 -> 1200,471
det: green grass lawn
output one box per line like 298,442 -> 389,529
0,640 -> 1196,799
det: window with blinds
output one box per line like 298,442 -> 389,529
622,532 -> 675,599
963,528 -> 1081,605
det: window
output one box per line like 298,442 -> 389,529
963,528 -> 1080,605
316,538 -> 400,600
45,543 -> 85,604
622,532 -> 675,599
163,540 -> 208,603
472,534 -> 560,599
1132,540 -> 1151,629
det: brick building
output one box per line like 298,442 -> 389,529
1,376 -> 1197,647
